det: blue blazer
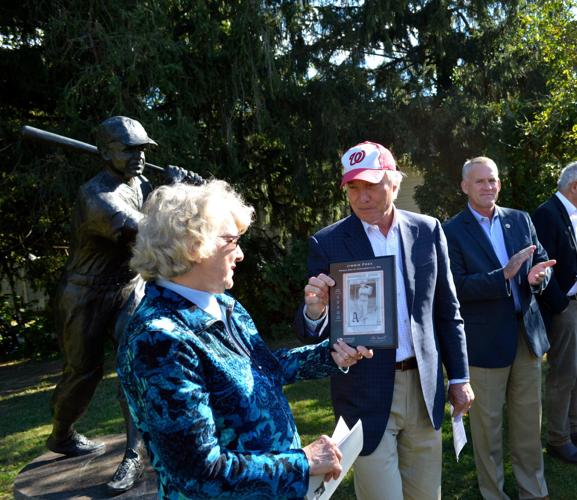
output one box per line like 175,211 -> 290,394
294,210 -> 469,455
443,206 -> 550,369
532,195 -> 577,328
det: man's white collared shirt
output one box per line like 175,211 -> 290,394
468,204 -> 521,311
361,210 -> 414,362
157,278 -> 226,323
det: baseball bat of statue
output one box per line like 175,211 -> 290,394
21,125 -> 165,172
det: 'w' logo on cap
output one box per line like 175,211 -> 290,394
340,141 -> 397,187
349,151 -> 366,166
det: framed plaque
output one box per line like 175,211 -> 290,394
329,257 -> 398,348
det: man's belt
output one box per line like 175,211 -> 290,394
395,357 -> 418,371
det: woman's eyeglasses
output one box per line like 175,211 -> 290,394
219,234 -> 242,247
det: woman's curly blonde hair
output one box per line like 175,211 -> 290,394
131,180 -> 254,281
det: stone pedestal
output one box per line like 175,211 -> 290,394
14,434 -> 157,499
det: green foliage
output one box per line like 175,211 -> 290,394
421,0 -> 577,215
414,165 -> 466,222
517,0 -> 577,160
0,295 -> 55,360
2,1 -> 577,356
235,237 -> 310,339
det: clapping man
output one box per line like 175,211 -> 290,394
443,156 -> 554,499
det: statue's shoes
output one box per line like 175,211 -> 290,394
46,431 -> 105,456
106,454 -> 144,493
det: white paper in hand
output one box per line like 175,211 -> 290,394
450,404 -> 467,462
306,417 -> 363,500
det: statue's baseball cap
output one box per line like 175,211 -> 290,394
97,116 -> 158,148
340,141 -> 397,187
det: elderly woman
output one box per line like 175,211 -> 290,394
116,180 -> 372,499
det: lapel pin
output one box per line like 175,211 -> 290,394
505,223 -> 511,229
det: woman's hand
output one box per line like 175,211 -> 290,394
331,339 -> 374,369
303,435 -> 343,481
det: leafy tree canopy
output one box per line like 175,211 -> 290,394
2,0 -> 577,356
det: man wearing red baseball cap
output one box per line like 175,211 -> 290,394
295,141 -> 473,500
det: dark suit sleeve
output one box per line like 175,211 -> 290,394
294,235 -> 331,344
443,225 -> 511,304
432,221 -> 469,379
532,206 -> 570,313
525,212 -> 551,294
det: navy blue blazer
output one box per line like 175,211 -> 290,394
443,206 -> 550,369
294,210 -> 469,455
532,195 -> 577,328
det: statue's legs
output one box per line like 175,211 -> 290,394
48,275 -> 147,491
47,279 -> 110,455
122,393 -> 144,453
106,277 -> 146,493
106,393 -> 145,493
48,363 -> 104,445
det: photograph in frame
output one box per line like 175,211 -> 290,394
329,256 -> 398,348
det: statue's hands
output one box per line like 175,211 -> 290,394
165,165 -> 205,186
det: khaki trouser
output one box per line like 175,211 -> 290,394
469,328 -> 548,500
353,368 -> 442,500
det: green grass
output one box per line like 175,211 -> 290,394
1,353 -> 577,499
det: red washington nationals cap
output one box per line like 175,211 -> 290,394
340,141 -> 397,187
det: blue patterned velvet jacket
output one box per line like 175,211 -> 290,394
117,283 -> 339,499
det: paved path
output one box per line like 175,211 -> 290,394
14,434 -> 157,499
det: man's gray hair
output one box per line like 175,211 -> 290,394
558,161 -> 577,191
462,156 -> 498,180
345,169 -> 404,201
384,170 -> 404,201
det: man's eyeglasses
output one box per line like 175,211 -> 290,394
219,234 -> 242,247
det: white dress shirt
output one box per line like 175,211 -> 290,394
468,204 -> 521,311
360,211 -> 414,362
305,208 -> 414,362
304,209 -> 467,383
156,278 -> 226,322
